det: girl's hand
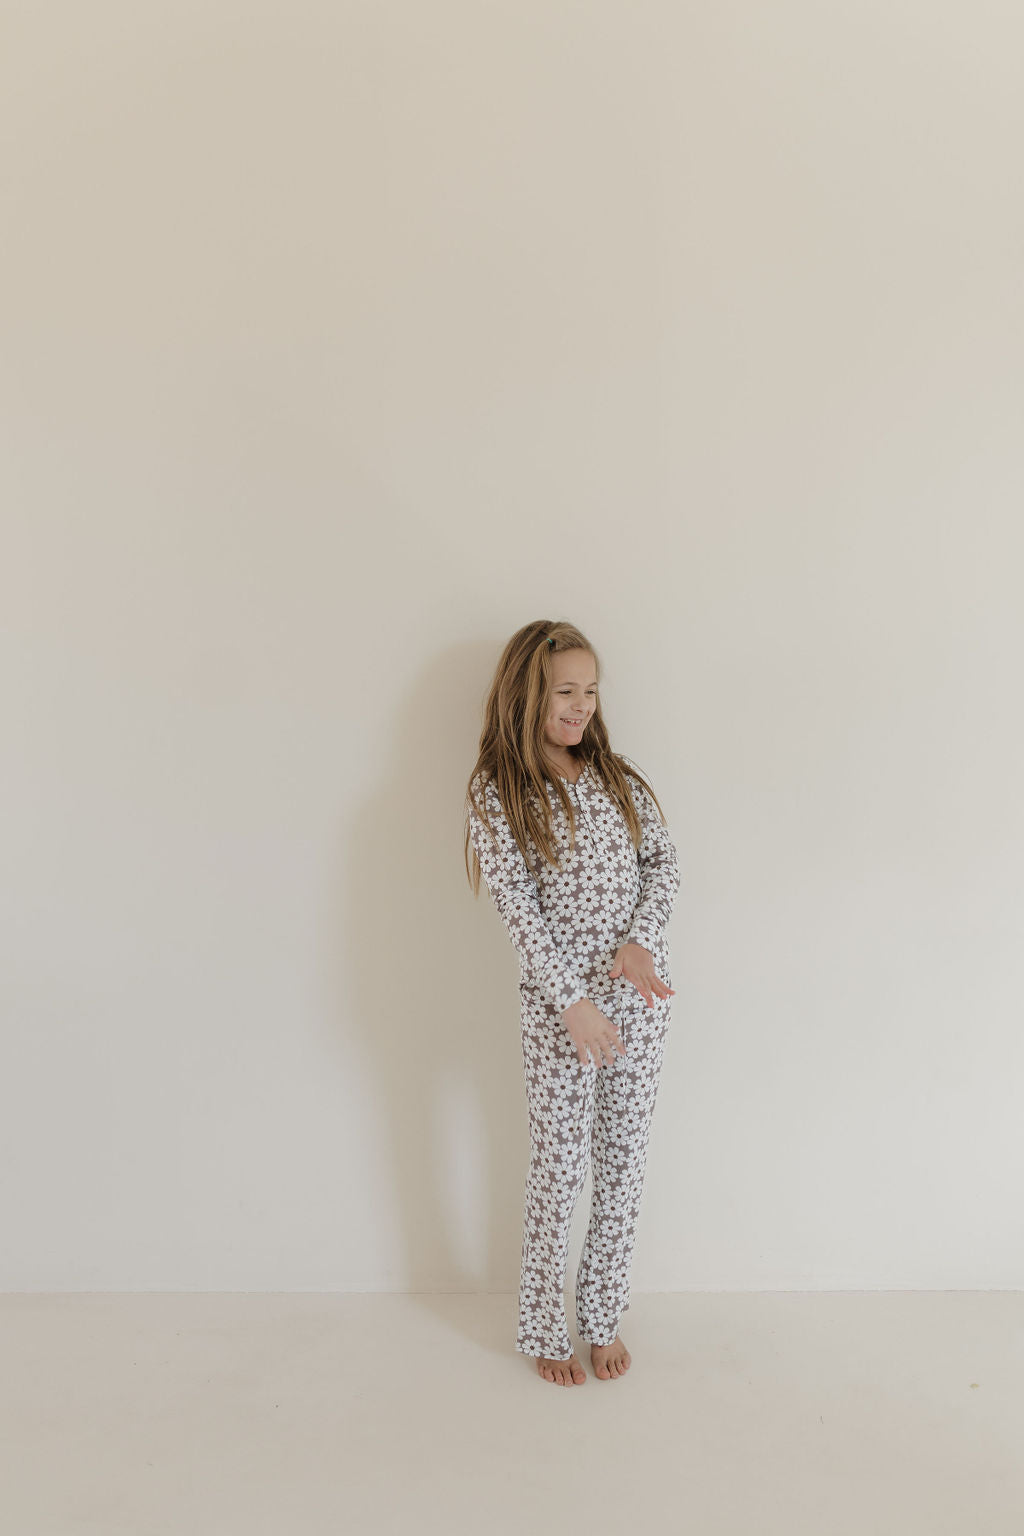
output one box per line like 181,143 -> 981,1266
561,998 -> 626,1070
609,943 -> 675,1010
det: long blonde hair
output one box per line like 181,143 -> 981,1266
464,618 -> 669,892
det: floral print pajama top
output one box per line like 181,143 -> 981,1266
468,758 -> 681,1019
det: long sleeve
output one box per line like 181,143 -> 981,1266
623,771 -> 681,954
468,775 -> 588,1013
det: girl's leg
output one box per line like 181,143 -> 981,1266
516,992 -> 596,1360
574,995 -> 670,1347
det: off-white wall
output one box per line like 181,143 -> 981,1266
2,2 -> 1021,1291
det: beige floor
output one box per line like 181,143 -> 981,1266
2,1290 -> 1022,1535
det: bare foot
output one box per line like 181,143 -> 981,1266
590,1335 -> 631,1379
536,1352 -> 587,1386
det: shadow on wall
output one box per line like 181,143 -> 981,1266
323,637 -> 530,1351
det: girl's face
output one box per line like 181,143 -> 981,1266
543,649 -> 599,754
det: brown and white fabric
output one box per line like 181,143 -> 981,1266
468,758 -> 681,1359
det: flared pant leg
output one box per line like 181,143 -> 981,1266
515,987 -> 595,1360
515,983 -> 670,1360
575,997 -> 669,1345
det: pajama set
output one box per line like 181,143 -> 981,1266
468,755 -> 681,1360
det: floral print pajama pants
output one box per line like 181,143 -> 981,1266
516,954 -> 672,1360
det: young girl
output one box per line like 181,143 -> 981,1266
465,619 -> 681,1387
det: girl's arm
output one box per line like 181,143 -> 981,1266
468,775 -> 587,1013
623,771 -> 682,954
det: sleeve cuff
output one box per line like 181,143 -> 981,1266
625,920 -> 663,954
540,963 -> 587,1013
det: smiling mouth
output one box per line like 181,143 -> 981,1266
560,718 -> 584,727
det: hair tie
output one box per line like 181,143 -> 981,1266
547,636 -> 555,647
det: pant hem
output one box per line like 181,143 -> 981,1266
577,1301 -> 629,1345
516,1341 -> 574,1360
